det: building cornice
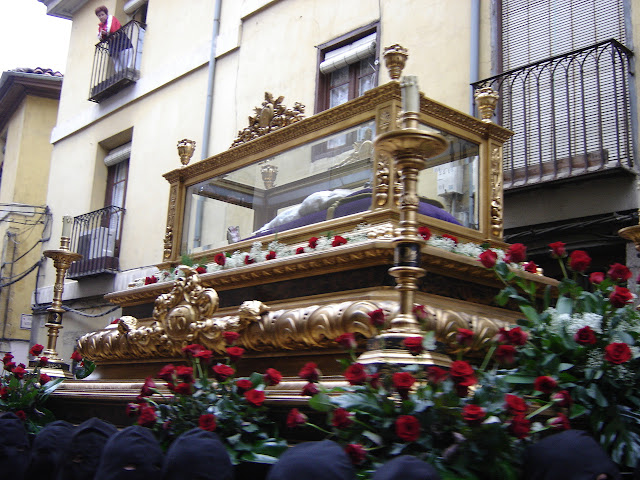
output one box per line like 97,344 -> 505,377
38,0 -> 88,20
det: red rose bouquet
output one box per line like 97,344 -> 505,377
481,242 -> 640,468
128,335 -> 287,464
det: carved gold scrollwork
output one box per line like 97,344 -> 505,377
490,146 -> 503,238
375,154 -> 391,206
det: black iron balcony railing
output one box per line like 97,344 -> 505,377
67,206 -> 124,279
473,40 -> 634,189
89,21 -> 145,102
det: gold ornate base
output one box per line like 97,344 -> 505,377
357,333 -> 452,369
29,359 -> 72,379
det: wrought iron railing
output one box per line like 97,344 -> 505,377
67,206 -> 124,278
473,40 -> 634,189
89,21 -> 145,102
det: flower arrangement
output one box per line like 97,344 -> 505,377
127,332 -> 288,464
0,344 -> 64,433
480,241 -> 640,468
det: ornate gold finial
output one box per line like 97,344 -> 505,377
383,44 -> 408,81
177,139 -> 196,166
260,163 -> 278,189
474,87 -> 500,123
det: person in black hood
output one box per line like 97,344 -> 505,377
523,430 -> 620,480
94,425 -> 163,480
25,420 -> 75,480
161,427 -> 233,480
266,440 -> 355,480
57,417 -> 117,480
0,412 -> 30,480
372,455 -> 441,480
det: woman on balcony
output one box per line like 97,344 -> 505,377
95,5 -> 133,74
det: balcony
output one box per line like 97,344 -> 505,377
473,40 -> 634,190
89,21 -> 145,102
67,206 -> 124,279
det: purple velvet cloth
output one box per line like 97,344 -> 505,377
245,190 -> 460,240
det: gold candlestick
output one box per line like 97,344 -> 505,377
36,222 -> 82,377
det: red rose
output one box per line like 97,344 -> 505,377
295,247 -> 305,254
137,404 -> 157,427
244,389 -> 265,406
455,328 -> 475,347
194,349 -> 213,363
344,363 -> 367,385
29,344 -> 44,357
589,272 -> 605,284
244,255 -> 255,265
335,333 -> 357,350
70,350 -> 83,362
462,404 -> 486,425
226,346 -> 245,362
266,251 -> 277,260
367,309 -> 386,327
308,237 -> 319,249
551,390 -> 573,408
175,366 -> 194,383
569,250 -> 591,272
170,382 -> 193,395
15,411 -> 26,421
548,413 -> 570,431
524,261 -> 538,274
157,364 -> 176,381
345,444 -> 367,465
182,344 -> 204,357
0,387 -> 8,399
504,394 -> 527,416
507,327 -> 528,346
426,366 -> 448,384
140,377 -> 156,396
222,331 -> 240,345
302,382 -> 319,396
395,415 -> 421,442
449,360 -> 476,386
125,403 -> 140,417
235,379 -> 253,392
198,413 -> 217,431
212,364 -> 235,381
195,265 -> 207,274
534,376 -> 557,394
609,286 -> 633,308
38,357 -> 48,367
509,415 -> 531,439
392,372 -> 416,398
608,263 -> 632,282
549,241 -> 566,258
479,249 -> 498,268
2,353 -> 13,364
12,366 -> 26,380
332,408 -> 353,428
413,304 -> 428,322
604,342 -> 632,364
505,243 -> 527,263
264,368 -> 282,386
331,235 -> 347,247
404,336 -> 424,355
495,345 -> 517,365
214,253 -> 226,266
145,275 -> 158,285
299,362 -> 321,382
418,226 -> 431,241
286,408 -> 307,428
39,373 -> 51,384
442,234 -> 458,244
4,362 -> 15,372
574,326 -> 597,345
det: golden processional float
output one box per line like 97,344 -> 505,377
48,46 -> 556,423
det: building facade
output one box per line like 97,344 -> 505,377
35,0 -> 639,361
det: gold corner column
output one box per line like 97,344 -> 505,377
39,216 -> 82,377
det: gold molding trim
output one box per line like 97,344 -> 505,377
490,145 -> 504,239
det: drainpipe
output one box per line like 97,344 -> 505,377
193,0 -> 222,248
469,0 -> 481,115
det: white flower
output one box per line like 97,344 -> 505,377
427,236 -> 456,251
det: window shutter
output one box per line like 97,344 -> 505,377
104,142 -> 131,167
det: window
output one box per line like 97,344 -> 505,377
316,27 -> 378,112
